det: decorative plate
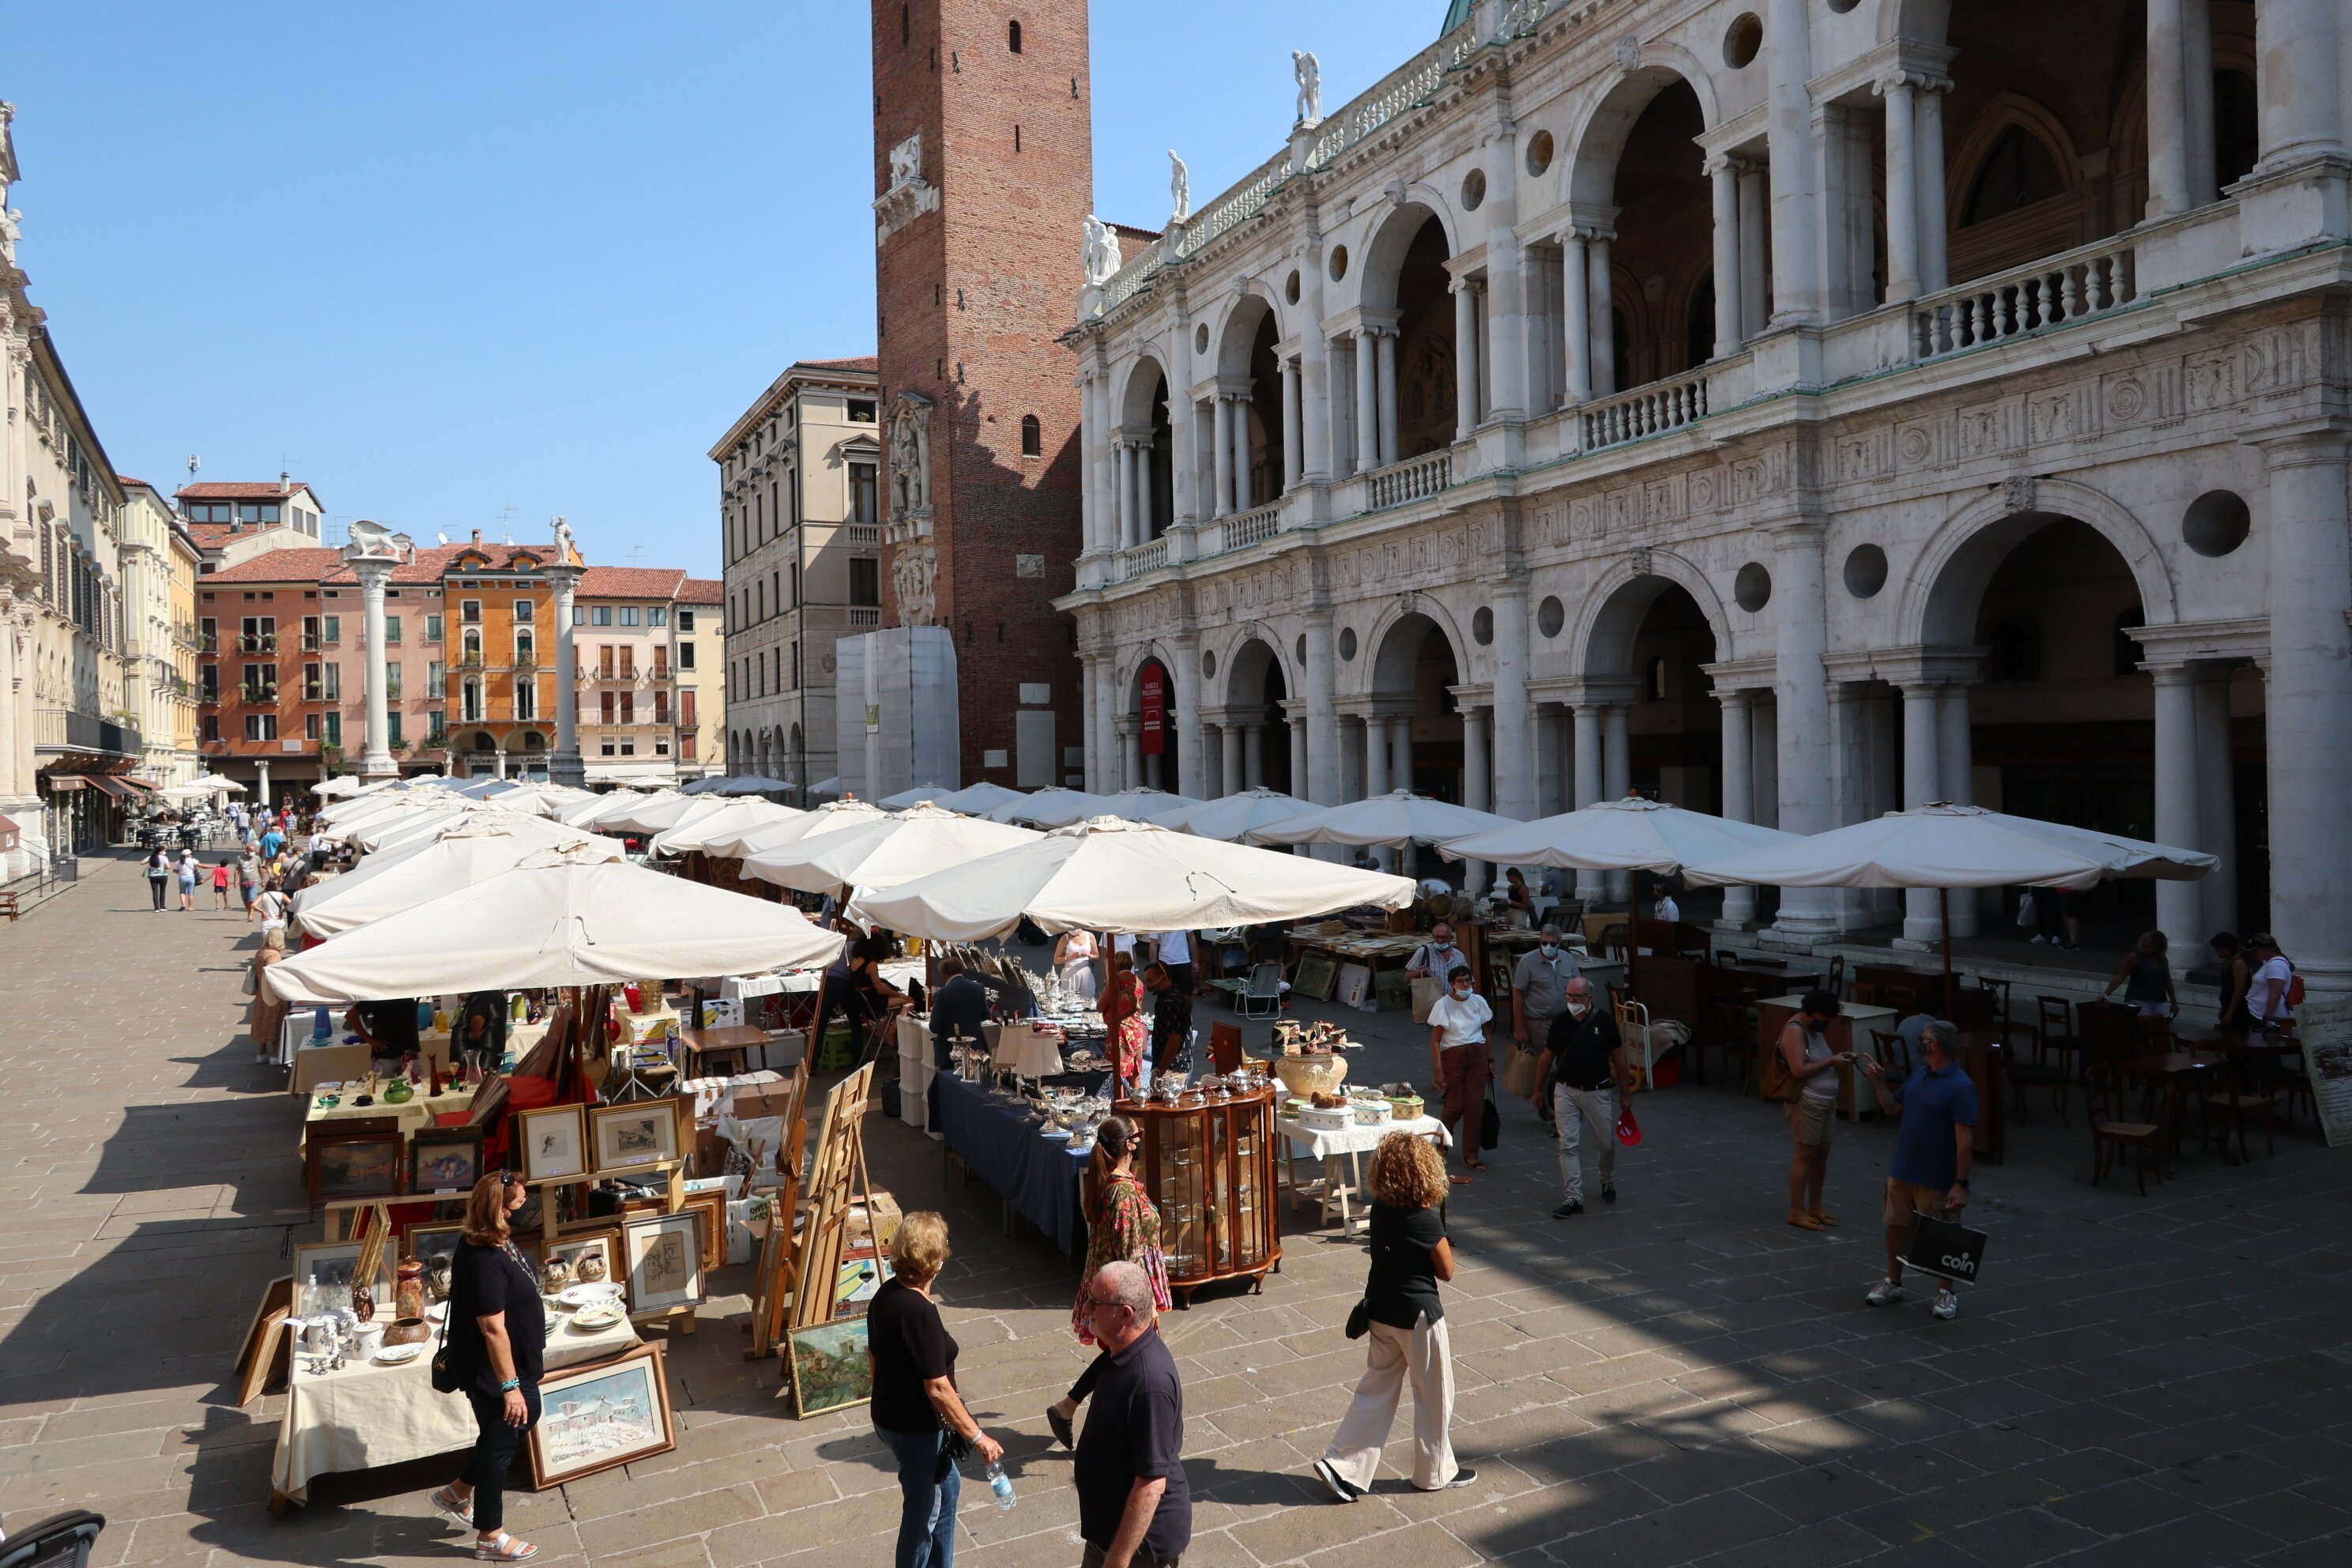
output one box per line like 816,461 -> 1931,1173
569,1303 -> 627,1332
558,1282 -> 622,1307
372,1343 -> 426,1365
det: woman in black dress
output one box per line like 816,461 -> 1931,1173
426,1172 -> 545,1562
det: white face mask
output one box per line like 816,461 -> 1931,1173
1450,985 -> 1472,1000
1566,1000 -> 1591,1017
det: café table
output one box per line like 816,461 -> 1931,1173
1273,1114 -> 1452,1235
2112,1050 -> 2226,1159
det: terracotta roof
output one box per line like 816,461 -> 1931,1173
677,577 -> 724,606
185,520 -> 296,551
117,475 -> 154,489
797,356 -> 879,374
318,542 -> 555,587
196,547 -> 346,585
177,481 -> 308,500
578,566 -> 687,600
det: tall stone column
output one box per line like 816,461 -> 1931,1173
1709,156 -> 1743,354
2194,668 -> 2238,936
1586,236 -> 1615,396
1879,74 -> 1921,300
346,548 -> 399,783
1375,330 -> 1400,465
1280,358 -> 1302,492
1560,232 -> 1591,405
1388,715 -> 1415,796
1764,0 -> 1822,325
1536,706 -> 1567,816
1242,723 -> 1265,790
1718,691 -> 1756,929
1915,82 -> 1951,291
1937,683 -> 1977,936
1572,703 -> 1604,900
1119,718 -> 1142,792
1171,634 -> 1206,801
1364,713 -> 1390,797
1283,702 -> 1307,798
2181,0 -> 2217,205
1219,722 -> 1243,797
1603,703 -> 1631,903
1737,164 -> 1770,330
2252,0 -> 2345,171
1094,655 -> 1119,796
1770,522 -> 1838,937
1900,682 -> 1942,944
2150,664 -> 2203,948
1462,705 -> 1491,897
1303,612 -> 1340,807
1452,281 -> 1481,439
2145,0 -> 2193,217
1080,654 -> 1102,793
546,561 -> 585,787
1210,404 -> 1234,520
1167,326 -> 1199,529
1491,580 -> 1532,820
1353,334 -> 1380,475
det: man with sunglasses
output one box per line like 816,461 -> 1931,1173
1072,1261 -> 1189,1568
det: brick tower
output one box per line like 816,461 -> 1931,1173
868,0 -> 1089,790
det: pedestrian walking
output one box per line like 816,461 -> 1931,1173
1072,1260 -> 1190,1568
239,851 -> 261,917
175,850 -> 199,911
1314,1131 -> 1474,1501
1859,1019 -> 1979,1321
1532,978 -> 1629,1218
1425,966 -> 1492,1182
2246,933 -> 2297,1036
254,881 -> 289,952
1508,925 -> 1578,1123
211,858 -> 232,910
1048,1116 -> 1169,1448
2101,930 -> 2177,1018
1774,990 -> 1852,1231
143,847 -> 171,911
424,1173 -> 544,1561
2210,932 -> 2252,1036
868,1212 -> 1001,1568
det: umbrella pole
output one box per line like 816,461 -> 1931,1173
1939,888 -> 1954,1016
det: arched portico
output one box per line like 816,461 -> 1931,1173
1213,634 -> 1294,797
1346,202 -> 1460,470
1113,357 -> 1174,547
1208,294 -> 1283,515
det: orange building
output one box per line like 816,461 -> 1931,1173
438,533 -> 560,779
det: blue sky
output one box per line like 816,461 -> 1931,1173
9,2 -> 1446,575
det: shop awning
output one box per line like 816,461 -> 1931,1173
87,775 -> 138,802
43,776 -> 87,792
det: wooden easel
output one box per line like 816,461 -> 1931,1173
747,1060 -> 873,1360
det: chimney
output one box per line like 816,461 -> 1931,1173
279,470 -> 290,488
470,528 -> 483,545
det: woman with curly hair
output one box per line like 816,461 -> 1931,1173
1312,1132 -> 1475,1501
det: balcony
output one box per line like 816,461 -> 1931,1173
301,634 -> 322,653
236,635 -> 277,654
35,708 -> 143,759
847,608 -> 881,628
239,684 -> 279,706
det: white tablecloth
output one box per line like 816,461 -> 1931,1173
1275,1113 -> 1451,1160
270,1307 -> 641,1504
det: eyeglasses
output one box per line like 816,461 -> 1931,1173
1085,1296 -> 1132,1316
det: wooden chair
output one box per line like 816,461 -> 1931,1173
1713,949 -> 1741,969
2198,1056 -> 2279,1163
2008,1049 -> 2071,1127
2136,1012 -> 2176,1052
1848,981 -> 1879,1008
1881,986 -> 1918,1021
1826,955 -> 1846,1001
1712,1001 -> 1757,1096
2035,996 -> 2079,1073
1208,1022 -> 1246,1076
1977,976 -> 2013,1037
2087,1065 -> 2165,1193
1600,922 -> 1632,963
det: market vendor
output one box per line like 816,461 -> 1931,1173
928,959 -> 990,1066
346,997 -> 421,1064
454,990 -> 508,1074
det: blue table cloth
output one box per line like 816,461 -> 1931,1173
931,1073 -> 1091,1256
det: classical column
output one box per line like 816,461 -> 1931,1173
1208,401 -> 1233,521
2253,0 -> 2344,170
2150,664 -> 2203,948
2182,0 -> 2217,205
1764,0 -> 1822,325
1084,373 -> 1107,553
348,551 -> 398,782
1718,691 -> 1757,928
1113,440 -> 1136,548
1879,74 -> 1921,301
1284,703 -> 1308,798
2145,0 -> 2192,217
2194,668 -> 2238,936
1559,234 -> 1592,406
1231,393 -> 1255,511
1080,654 -> 1102,792
1453,281 -> 1481,439
1598,703 -> 1630,901
1462,704 -> 1491,896
1385,715 -> 1413,797
1364,713 -> 1389,797
1340,714 -> 1365,802
547,560 -> 584,787
1375,330 -> 1400,466
1937,683 -> 1977,936
1771,522 -> 1838,935
1304,612 -> 1340,807
1491,582 -> 1532,820
1219,722 -> 1243,797
1280,358 -> 1302,492
258,758 -> 272,805
1302,326 -> 1333,484
1916,82 -> 1951,291
1242,723 -> 1265,790
1900,683 -> 1943,944
1354,334 -> 1380,475
1167,332 -> 1199,528
1737,164 -> 1770,330
1709,156 -> 1743,356
1572,703 -> 1605,900
1119,718 -> 1143,791
1586,237 -> 1615,397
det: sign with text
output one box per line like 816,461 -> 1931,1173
1139,664 -> 1167,756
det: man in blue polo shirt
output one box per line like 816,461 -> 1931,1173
1072,1261 -> 1189,1568
1859,1018 -> 1978,1321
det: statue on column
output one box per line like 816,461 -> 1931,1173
1168,151 -> 1191,223
345,518 -> 399,560
1292,51 -> 1322,126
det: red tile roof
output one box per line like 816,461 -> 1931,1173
178,481 -> 307,500
196,547 -> 346,585
677,577 -> 724,605
185,520 -> 297,551
578,566 -> 687,600
797,356 -> 878,374
199,541 -> 568,587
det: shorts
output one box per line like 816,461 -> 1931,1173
1883,1177 -> 1947,1228
1786,1096 -> 1835,1148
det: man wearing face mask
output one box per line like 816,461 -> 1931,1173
1424,966 -> 1493,1182
1532,978 -> 1627,1217
1510,925 -> 1580,1125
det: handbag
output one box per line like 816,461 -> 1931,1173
2015,891 -> 2037,928
1902,1210 -> 1989,1284
1344,1298 -> 1371,1340
428,1295 -> 459,1394
1479,1080 -> 1501,1151
1501,1042 -> 1542,1099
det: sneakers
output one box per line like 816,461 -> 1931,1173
1552,1200 -> 1585,1219
1865,1276 -> 1905,1307
1932,1290 -> 1960,1321
1810,1209 -> 1838,1227
1416,1466 -> 1478,1492
1600,1183 -> 1618,1204
1313,1457 -> 1361,1503
2030,934 -> 2049,944
1787,1209 -> 1824,1231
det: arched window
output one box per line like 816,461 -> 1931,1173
1963,124 -> 2066,226
1008,19 -> 1022,53
1020,413 -> 1042,456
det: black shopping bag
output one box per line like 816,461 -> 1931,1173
1902,1210 -> 1989,1284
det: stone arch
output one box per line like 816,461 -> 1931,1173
1944,91 -> 2083,220
1562,52 -> 1719,209
1876,0 -> 1954,47
1118,354 -> 1170,425
1355,198 -> 1461,315
1359,597 -> 1469,700
1899,479 -> 2178,648
1571,552 -> 1736,678
1118,354 -> 1176,536
1222,628 -> 1292,708
1212,287 -> 1282,378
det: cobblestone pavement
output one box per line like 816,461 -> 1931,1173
4,854 -> 2350,1567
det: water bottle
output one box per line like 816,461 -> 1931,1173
984,1462 -> 1016,1510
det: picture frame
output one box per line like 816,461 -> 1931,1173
526,1342 -> 676,1487
1292,951 -> 1338,1002
407,1128 -> 485,1197
306,1132 -> 403,1204
678,1188 -> 727,1275
590,1100 -> 680,1173
620,1212 -> 703,1314
538,1230 -> 619,1292
232,1276 -> 294,1408
786,1317 -> 873,1417
292,1239 -> 394,1303
405,1220 -> 466,1271
516,1103 -> 589,1184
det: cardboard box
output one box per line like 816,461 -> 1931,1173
689,1125 -> 729,1179
731,1078 -> 797,1120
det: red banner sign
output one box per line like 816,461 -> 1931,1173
1140,663 -> 1167,756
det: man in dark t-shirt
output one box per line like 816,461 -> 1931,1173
1072,1261 -> 1189,1568
1145,963 -> 1193,1084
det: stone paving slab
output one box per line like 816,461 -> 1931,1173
2,855 -> 2349,1566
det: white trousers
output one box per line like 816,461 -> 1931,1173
1321,1313 -> 1457,1491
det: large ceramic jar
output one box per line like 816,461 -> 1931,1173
394,1257 -> 427,1321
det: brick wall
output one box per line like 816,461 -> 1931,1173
873,0 -> 1089,786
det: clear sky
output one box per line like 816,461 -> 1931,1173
9,1 -> 1447,575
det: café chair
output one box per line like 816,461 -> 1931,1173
1826,955 -> 1846,1001
1711,1000 -> 1757,1097
2035,996 -> 2079,1076
2197,1056 -> 2278,1164
2086,1065 -> 2165,1194
2007,1042 -> 2071,1127
1849,981 -> 1879,1007
1882,986 -> 1918,1020
1977,975 -> 2014,1037
1713,949 -> 1740,968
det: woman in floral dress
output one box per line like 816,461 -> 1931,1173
1099,951 -> 1148,1091
1045,1115 -> 1167,1447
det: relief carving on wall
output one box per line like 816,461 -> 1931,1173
884,391 -> 937,624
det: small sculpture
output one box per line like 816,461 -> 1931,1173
344,517 -> 398,560
888,131 -> 923,190
1168,150 -> 1191,222
1293,51 -> 1322,125
551,516 -> 579,565
1082,214 -> 1120,286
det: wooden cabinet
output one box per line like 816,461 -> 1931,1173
1123,1088 -> 1281,1303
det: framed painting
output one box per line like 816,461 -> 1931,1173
405,1220 -> 466,1271
516,1103 -> 588,1184
232,1276 -> 293,1408
291,1239 -> 394,1304
538,1231 -> 619,1293
306,1132 -> 403,1204
1292,951 -> 1338,1002
526,1343 -> 675,1487
786,1317 -> 872,1417
620,1212 -> 703,1314
408,1129 -> 485,1197
590,1101 -> 680,1174
679,1188 -> 728,1275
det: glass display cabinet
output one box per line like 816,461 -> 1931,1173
1123,1086 -> 1280,1302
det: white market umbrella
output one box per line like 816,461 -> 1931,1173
362,804 -> 583,858
293,823 -> 628,939
708,775 -> 796,796
988,786 -> 1110,827
265,846 -> 843,1004
933,782 -> 1027,816
742,803 -> 1041,896
878,783 -> 959,809
594,792 -> 722,836
1441,795 -> 1799,872
679,776 -> 732,795
711,798 -> 889,861
330,797 -> 482,851
1095,787 -> 1202,824
1250,790 -> 1514,849
192,774 -> 246,794
1167,788 -> 1317,842
314,775 -> 367,800
848,816 -> 1416,942
648,797 -> 801,857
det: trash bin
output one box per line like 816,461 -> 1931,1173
51,855 -> 78,884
